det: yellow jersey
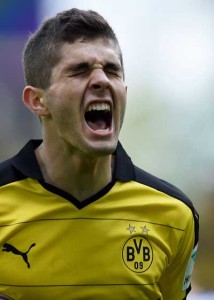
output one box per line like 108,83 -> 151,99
0,140 -> 199,300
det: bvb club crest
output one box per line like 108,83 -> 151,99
122,224 -> 153,273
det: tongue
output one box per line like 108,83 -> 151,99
87,119 -> 107,131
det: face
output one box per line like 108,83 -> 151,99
42,37 -> 127,157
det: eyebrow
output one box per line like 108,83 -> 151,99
65,61 -> 122,73
104,62 -> 123,71
67,62 -> 89,72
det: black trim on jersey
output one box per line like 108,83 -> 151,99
0,158 -> 25,186
0,139 -> 135,209
0,139 -> 198,246
12,139 -> 43,181
184,285 -> 192,299
39,179 -> 116,209
134,165 -> 199,247
114,142 -> 135,181
0,140 -> 43,186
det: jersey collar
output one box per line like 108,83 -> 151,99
11,139 -> 135,182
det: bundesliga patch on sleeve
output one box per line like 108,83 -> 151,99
182,244 -> 198,291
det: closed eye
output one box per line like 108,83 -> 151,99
65,62 -> 123,78
104,63 -> 123,77
66,63 -> 90,77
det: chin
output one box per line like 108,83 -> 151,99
85,141 -> 118,157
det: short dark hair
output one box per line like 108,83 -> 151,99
23,8 -> 123,89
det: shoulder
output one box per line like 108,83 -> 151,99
133,165 -> 199,245
134,165 -> 192,208
115,142 -> 197,214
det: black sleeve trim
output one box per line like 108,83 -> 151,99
183,284 -> 192,299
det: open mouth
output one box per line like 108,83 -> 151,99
85,103 -> 112,131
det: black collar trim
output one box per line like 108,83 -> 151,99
12,140 -> 43,181
11,140 -> 135,208
12,139 -> 135,182
113,142 -> 135,181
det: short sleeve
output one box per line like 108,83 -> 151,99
158,207 -> 199,299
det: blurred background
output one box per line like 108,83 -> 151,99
0,0 -> 213,298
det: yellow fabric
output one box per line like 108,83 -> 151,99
0,179 -> 195,299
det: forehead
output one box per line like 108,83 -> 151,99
58,37 -> 121,67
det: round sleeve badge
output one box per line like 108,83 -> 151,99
122,235 -> 153,273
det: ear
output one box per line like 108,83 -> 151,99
22,86 -> 50,116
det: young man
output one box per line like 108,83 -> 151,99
0,8 -> 199,300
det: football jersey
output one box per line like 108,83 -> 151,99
0,140 -> 199,300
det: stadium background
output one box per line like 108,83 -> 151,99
0,0 -> 213,298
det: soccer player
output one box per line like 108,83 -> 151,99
0,8 -> 199,300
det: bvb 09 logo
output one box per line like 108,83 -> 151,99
122,235 -> 153,273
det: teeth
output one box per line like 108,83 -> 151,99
87,103 -> 111,112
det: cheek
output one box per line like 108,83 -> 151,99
46,100 -> 77,132
46,92 -> 75,121
119,89 -> 127,125
118,87 -> 127,114
57,108 -> 78,129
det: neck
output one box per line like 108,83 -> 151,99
35,142 -> 114,202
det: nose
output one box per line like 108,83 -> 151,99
89,68 -> 110,91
